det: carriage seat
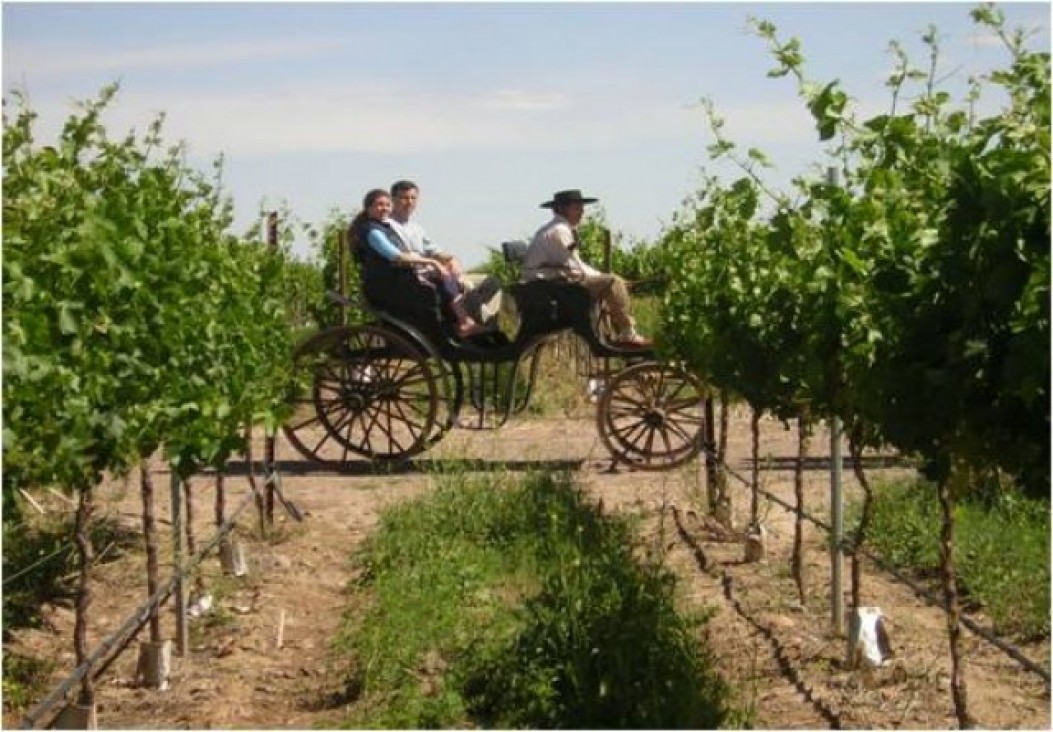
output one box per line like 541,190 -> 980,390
507,279 -> 595,337
361,269 -> 509,351
501,239 -> 600,338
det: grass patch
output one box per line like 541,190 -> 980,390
2,653 -> 56,715
852,477 -> 1049,640
332,470 -> 731,729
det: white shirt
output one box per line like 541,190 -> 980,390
522,214 -> 598,281
388,217 -> 439,256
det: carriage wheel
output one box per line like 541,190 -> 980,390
283,325 -> 441,463
596,361 -> 706,470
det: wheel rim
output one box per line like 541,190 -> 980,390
283,326 -> 440,463
596,362 -> 706,470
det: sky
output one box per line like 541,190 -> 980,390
3,1 -> 1050,267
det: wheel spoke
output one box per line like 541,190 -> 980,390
642,423 -> 658,456
287,408 -> 326,433
657,424 -> 674,455
663,396 -> 703,415
358,402 -> 384,451
663,418 -> 695,447
608,389 -> 649,410
612,417 -> 650,446
388,393 -> 429,435
597,363 -> 705,471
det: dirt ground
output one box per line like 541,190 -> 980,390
5,408 -> 1050,729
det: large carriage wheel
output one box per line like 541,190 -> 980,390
283,325 -> 442,463
596,361 -> 706,470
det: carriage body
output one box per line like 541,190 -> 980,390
282,256 -> 708,471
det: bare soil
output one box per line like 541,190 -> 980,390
5,409 -> 1050,729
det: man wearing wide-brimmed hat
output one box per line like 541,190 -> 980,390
522,189 -> 651,348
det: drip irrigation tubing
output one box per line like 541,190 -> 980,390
670,505 -> 843,728
17,475 -> 261,730
702,443 -> 1051,688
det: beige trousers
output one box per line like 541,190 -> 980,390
581,272 -> 635,337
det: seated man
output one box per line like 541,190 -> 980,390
522,189 -> 651,348
389,178 -> 499,326
388,179 -> 466,280
349,187 -> 485,338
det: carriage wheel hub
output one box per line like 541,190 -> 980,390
643,409 -> 666,428
344,389 -> 369,411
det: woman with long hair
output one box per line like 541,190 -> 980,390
349,188 -> 484,338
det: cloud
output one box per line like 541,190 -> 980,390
688,98 -> 817,147
476,89 -> 570,111
15,80 -> 720,159
965,30 -> 1007,49
4,36 -> 346,81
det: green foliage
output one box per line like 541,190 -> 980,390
474,213 -> 670,296
2,83 -> 297,494
312,209 -> 371,328
279,255 -> 326,334
475,244 -> 522,288
858,477 -> 1050,639
2,653 -> 56,714
240,207 -> 327,333
659,5 -> 1049,496
335,471 -> 731,729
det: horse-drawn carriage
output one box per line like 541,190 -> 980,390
282,243 -> 707,471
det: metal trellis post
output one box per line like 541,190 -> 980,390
827,165 -> 845,637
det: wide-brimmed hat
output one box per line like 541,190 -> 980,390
540,189 -> 599,209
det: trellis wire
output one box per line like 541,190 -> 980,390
700,441 -> 1051,687
2,544 -> 75,588
17,476 -> 260,730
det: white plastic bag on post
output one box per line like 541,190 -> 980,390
743,523 -> 767,563
847,606 -> 892,670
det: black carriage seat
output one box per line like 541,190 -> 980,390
507,279 -> 594,337
502,240 -> 586,335
358,267 -> 511,359
500,240 -> 652,358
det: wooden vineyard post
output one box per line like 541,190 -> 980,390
703,397 -> 718,513
847,429 -> 875,617
265,435 -> 277,526
941,459 -> 976,728
713,391 -> 732,526
58,487 -> 98,728
245,423 -> 268,538
749,407 -> 760,526
135,464 -> 172,689
265,212 -> 279,525
792,417 -> 810,606
216,471 -> 248,576
183,478 -> 201,594
170,471 -> 189,657
743,407 -> 765,562
339,227 -> 349,326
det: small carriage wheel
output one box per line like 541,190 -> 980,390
596,361 -> 706,470
283,325 -> 440,463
